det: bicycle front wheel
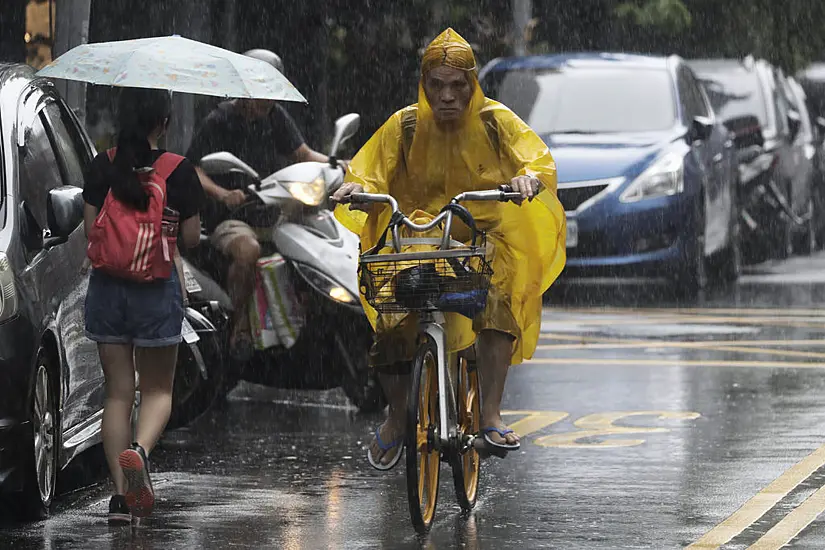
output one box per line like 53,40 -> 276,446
405,335 -> 441,534
452,358 -> 481,510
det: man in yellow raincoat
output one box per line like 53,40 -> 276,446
333,28 -> 566,468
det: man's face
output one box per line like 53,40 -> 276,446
423,66 -> 472,123
239,99 -> 275,119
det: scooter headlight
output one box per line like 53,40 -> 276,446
283,178 -> 326,206
293,262 -> 357,304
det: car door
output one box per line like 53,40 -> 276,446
786,78 -> 816,217
17,90 -> 102,438
678,66 -> 721,254
691,68 -> 736,254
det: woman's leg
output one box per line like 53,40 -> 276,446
477,329 -> 520,446
134,345 -> 179,455
99,343 -> 137,495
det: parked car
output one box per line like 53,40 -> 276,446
690,57 -> 814,260
783,76 -> 819,253
480,53 -> 740,295
0,63 -> 103,519
796,63 -> 825,246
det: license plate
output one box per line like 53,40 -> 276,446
566,217 -> 578,248
181,318 -> 200,344
183,265 -> 202,294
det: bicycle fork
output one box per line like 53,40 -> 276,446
422,318 -> 459,454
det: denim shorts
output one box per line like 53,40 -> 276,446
85,268 -> 184,348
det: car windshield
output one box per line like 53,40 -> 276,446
482,67 -> 676,134
693,69 -> 770,130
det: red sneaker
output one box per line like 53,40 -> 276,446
118,444 -> 154,517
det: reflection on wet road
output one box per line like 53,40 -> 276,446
6,256 -> 825,547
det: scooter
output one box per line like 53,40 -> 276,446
181,114 -> 385,413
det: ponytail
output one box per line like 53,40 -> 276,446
107,88 -> 172,211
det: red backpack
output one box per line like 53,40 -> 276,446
87,148 -> 184,282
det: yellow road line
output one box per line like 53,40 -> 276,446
535,342 -> 825,360
526,358 -> 825,369
686,444 -> 825,549
748,484 -> 825,549
540,334 -> 825,348
543,316 -> 825,329
555,307 -> 825,317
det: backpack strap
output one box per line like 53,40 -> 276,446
399,108 -> 501,164
479,110 -> 501,159
152,152 -> 185,181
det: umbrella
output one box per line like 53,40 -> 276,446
36,35 -> 306,103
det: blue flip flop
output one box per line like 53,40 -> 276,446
480,426 -> 521,457
367,426 -> 405,471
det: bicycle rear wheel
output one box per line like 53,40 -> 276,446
452,358 -> 481,510
405,335 -> 441,534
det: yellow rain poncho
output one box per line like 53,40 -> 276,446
336,28 -> 566,366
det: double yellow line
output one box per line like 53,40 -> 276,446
687,444 -> 825,549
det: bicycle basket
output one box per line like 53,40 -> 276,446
360,245 -> 493,317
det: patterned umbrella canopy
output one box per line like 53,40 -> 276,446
37,35 -> 306,102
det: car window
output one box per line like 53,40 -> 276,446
770,70 -> 791,136
678,67 -> 711,122
482,67 -> 676,134
40,101 -> 88,188
693,67 -> 772,131
18,109 -> 65,231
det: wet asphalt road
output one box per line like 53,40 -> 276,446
7,256 -> 825,548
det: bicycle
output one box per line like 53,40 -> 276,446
350,185 -> 522,534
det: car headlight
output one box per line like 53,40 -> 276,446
620,152 -> 685,203
293,262 -> 357,304
283,178 -> 326,206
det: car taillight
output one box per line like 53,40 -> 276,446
0,253 -> 19,323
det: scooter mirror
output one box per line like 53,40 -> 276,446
200,152 -> 260,181
329,113 -> 361,158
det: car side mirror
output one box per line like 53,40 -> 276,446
788,109 -> 802,141
200,152 -> 260,181
45,186 -> 84,247
328,113 -> 361,159
689,116 -> 714,143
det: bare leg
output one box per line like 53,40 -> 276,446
477,330 -> 519,446
99,344 -> 136,495
225,235 -> 260,351
369,372 -> 409,466
134,345 -> 179,455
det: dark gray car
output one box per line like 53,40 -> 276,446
690,57 -> 815,261
0,63 -> 102,520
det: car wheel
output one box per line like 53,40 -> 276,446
793,197 -> 816,256
719,194 -> 742,283
167,329 -> 226,430
673,201 -> 708,299
19,351 -> 58,520
335,333 -> 386,414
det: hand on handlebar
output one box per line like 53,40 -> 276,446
220,189 -> 248,208
330,182 -> 372,212
508,175 -> 541,204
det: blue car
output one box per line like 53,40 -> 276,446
480,53 -> 740,294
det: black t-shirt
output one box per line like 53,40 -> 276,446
186,101 -> 305,178
83,150 -> 205,221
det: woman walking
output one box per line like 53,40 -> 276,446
82,87 -> 204,523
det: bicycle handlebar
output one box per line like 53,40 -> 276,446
350,186 -> 525,253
